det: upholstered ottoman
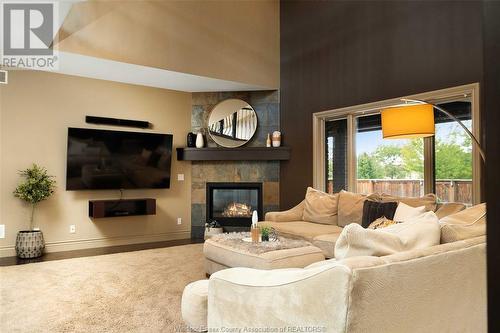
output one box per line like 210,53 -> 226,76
181,279 -> 209,332
203,233 -> 325,275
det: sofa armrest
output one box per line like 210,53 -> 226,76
207,264 -> 351,332
435,202 -> 466,220
264,200 -> 305,222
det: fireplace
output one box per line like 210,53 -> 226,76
206,182 -> 263,227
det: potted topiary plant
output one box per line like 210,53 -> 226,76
260,226 -> 270,242
13,164 -> 56,258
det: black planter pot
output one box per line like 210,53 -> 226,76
261,234 -> 269,242
15,230 -> 45,258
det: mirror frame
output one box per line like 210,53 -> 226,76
207,99 -> 258,148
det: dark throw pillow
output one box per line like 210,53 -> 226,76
361,200 -> 398,228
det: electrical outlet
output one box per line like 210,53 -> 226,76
0,224 -> 5,239
177,173 -> 185,181
69,225 -> 76,233
177,218 -> 182,225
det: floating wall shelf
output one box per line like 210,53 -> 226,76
89,198 -> 156,218
176,147 -> 291,161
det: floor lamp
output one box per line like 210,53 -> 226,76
381,99 -> 486,163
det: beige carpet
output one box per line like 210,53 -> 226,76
0,243 -> 205,333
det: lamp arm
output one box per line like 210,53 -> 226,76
401,98 -> 486,162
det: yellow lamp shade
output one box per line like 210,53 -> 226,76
381,104 -> 435,139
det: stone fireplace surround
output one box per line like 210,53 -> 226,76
191,91 -> 280,238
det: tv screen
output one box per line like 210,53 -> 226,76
66,128 -> 173,190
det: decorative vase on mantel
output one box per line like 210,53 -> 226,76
196,132 -> 205,148
187,132 -> 196,148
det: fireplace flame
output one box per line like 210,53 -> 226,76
222,202 -> 253,218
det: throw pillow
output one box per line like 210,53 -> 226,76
337,191 -> 367,227
393,202 -> 426,222
334,211 -> 440,260
368,216 -> 399,229
302,187 -> 339,225
361,200 -> 398,228
439,203 -> 486,243
380,193 -> 438,212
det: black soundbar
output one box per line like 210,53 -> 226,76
85,116 -> 151,129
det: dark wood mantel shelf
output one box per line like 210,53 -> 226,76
176,147 -> 291,161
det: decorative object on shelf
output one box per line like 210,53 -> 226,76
204,220 -> 223,240
195,131 -> 205,148
207,98 -> 258,148
260,226 -> 271,242
187,132 -> 196,147
381,99 -> 485,162
250,210 -> 260,242
13,164 -> 56,258
266,133 -> 271,147
272,131 -> 281,147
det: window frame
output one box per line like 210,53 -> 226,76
312,83 -> 481,204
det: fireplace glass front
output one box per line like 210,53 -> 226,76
207,182 -> 263,227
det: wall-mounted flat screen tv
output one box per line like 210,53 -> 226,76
66,128 -> 173,190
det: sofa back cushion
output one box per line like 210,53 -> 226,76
337,191 -> 367,227
380,193 -> 438,212
334,211 -> 440,260
302,187 -> 339,225
439,203 -> 486,243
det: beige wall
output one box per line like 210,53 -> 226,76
0,71 -> 192,257
57,0 -> 280,88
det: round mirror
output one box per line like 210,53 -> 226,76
207,99 -> 258,148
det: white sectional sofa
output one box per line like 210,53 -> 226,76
207,236 -> 485,332
182,200 -> 487,332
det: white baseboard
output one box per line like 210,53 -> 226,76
0,230 -> 191,258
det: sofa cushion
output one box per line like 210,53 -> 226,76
312,233 -> 343,258
380,193 -> 438,212
258,221 -> 343,241
361,200 -> 398,228
334,211 -> 440,260
302,187 -> 339,225
439,203 -> 486,243
337,191 -> 367,227
393,202 -> 427,222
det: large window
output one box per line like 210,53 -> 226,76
316,85 -> 479,205
434,101 -> 472,204
355,114 -> 425,198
